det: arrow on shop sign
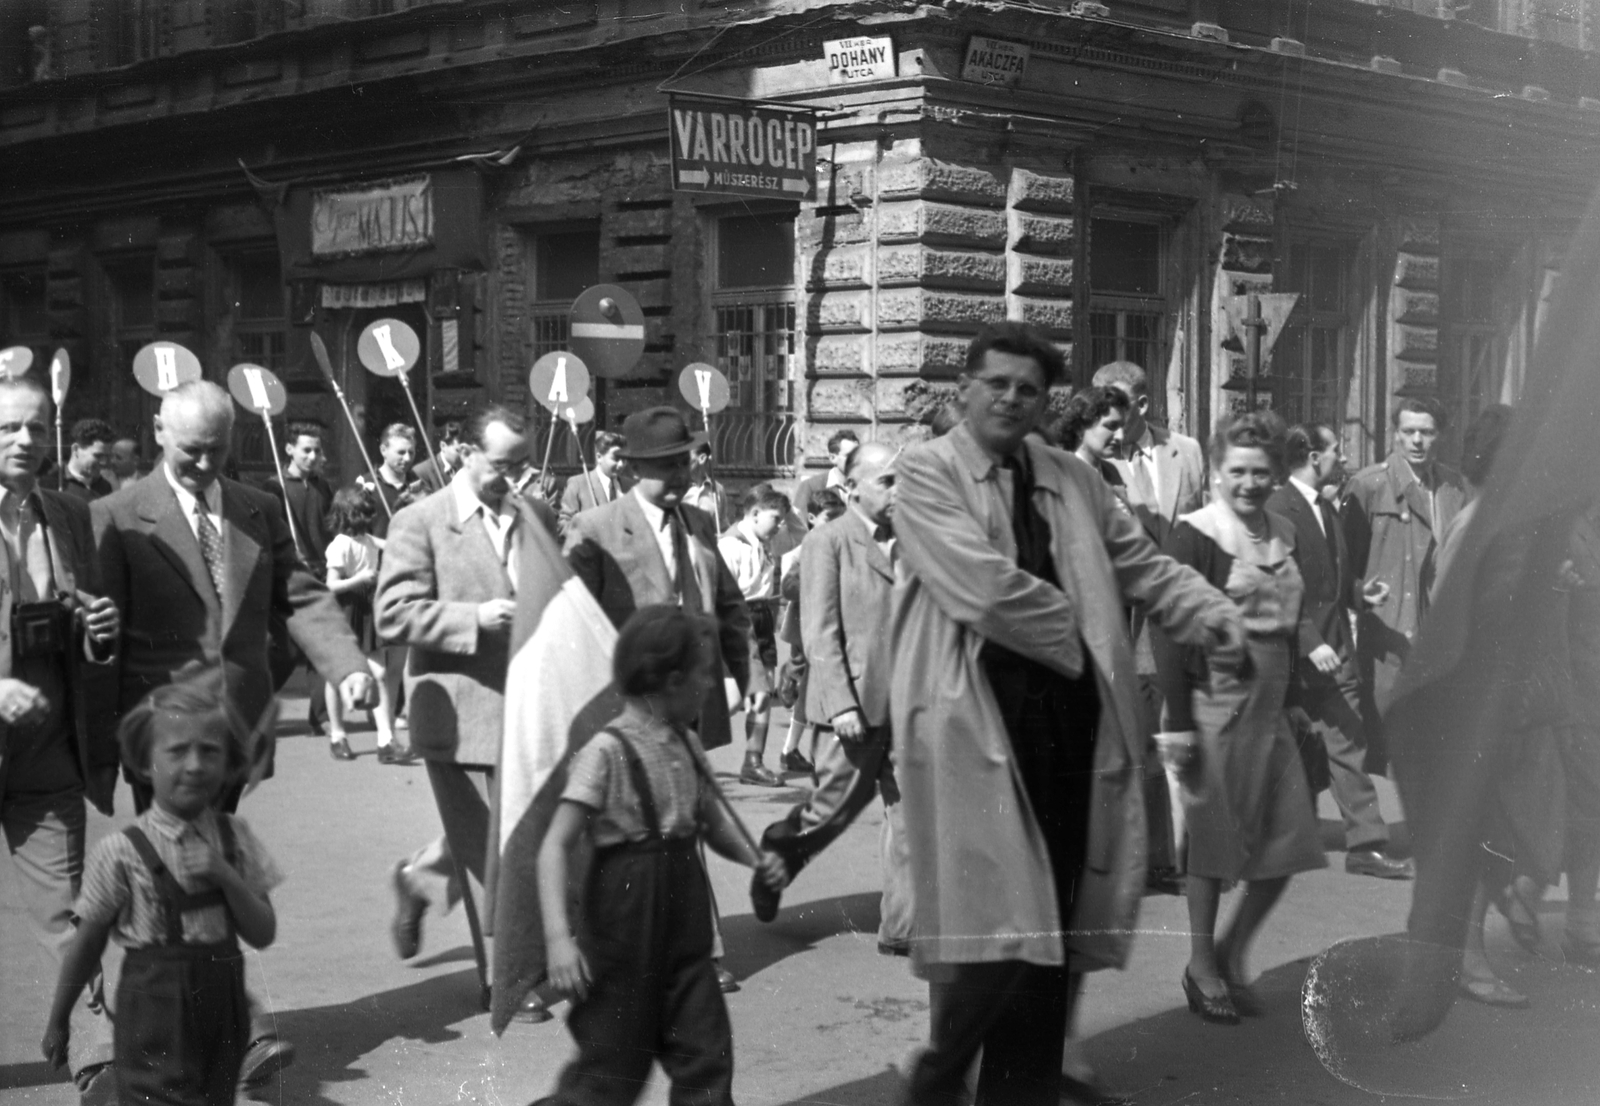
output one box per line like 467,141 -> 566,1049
679,169 -> 710,186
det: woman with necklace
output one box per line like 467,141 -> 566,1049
1154,411 -> 1327,1024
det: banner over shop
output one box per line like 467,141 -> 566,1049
668,95 -> 816,201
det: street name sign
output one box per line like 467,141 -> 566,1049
962,36 -> 1030,86
825,37 -> 895,84
669,94 -> 816,201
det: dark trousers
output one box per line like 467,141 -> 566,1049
551,837 -> 732,1106
1293,660 -> 1388,851
907,656 -> 1098,1106
115,942 -> 248,1106
760,725 -> 913,947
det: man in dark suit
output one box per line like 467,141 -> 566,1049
564,406 -> 757,994
1270,424 -> 1412,880
0,378 -> 122,1101
57,418 -> 114,502
263,420 -> 336,737
378,404 -> 559,973
90,380 -> 374,1086
791,428 -> 858,521
754,441 -> 910,950
556,429 -> 627,536
410,419 -> 465,494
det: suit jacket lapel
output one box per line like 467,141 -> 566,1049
843,510 -> 893,582
34,494 -> 76,597
618,494 -> 674,600
138,476 -> 213,609
220,481 -> 260,631
1155,430 -> 1181,523
449,488 -> 514,597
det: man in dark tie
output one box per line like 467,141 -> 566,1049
753,441 -> 911,952
90,380 -> 374,1087
557,429 -> 627,536
564,405 -> 758,992
1269,424 -> 1412,879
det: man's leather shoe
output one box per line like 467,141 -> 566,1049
715,964 -> 740,993
1345,849 -> 1414,880
329,737 -> 356,761
76,1062 -> 117,1106
751,870 -> 782,922
514,996 -> 553,1024
780,749 -> 814,775
389,860 -> 427,959
739,759 -> 783,787
378,742 -> 415,765
239,1035 -> 296,1087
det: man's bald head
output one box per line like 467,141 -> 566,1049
156,381 -> 234,494
845,440 -> 898,527
845,440 -> 897,482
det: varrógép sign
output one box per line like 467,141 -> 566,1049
668,95 -> 816,201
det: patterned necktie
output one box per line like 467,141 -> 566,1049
1317,496 -> 1340,571
193,500 -> 225,599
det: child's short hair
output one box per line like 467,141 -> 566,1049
327,484 -> 376,535
808,487 -> 845,520
614,605 -> 718,698
741,484 -> 791,517
118,666 -> 247,781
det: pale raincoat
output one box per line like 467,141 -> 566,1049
890,422 -> 1236,977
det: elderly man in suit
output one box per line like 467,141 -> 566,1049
557,429 -> 627,536
893,324 -> 1240,1106
564,405 -> 757,993
1270,425 -> 1413,880
1343,396 -> 1467,770
90,379 -> 373,1088
0,378 -> 121,1103
379,405 -> 558,970
753,441 -> 911,951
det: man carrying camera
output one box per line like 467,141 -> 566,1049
0,376 -> 122,1103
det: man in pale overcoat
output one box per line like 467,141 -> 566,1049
1342,396 -> 1465,768
378,404 -> 557,961
892,324 -> 1240,1106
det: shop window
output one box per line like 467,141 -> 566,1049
1273,241 -> 1350,428
528,227 -> 600,360
711,211 -> 796,473
1441,251 -> 1512,438
1088,218 -> 1167,383
229,251 -> 288,374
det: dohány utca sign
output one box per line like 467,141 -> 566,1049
668,96 -> 816,201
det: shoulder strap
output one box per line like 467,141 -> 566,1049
123,827 -> 187,945
215,814 -> 239,870
608,730 -> 663,839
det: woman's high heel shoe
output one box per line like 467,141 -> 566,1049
1182,968 -> 1240,1025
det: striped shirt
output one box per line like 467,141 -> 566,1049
76,805 -> 283,948
562,708 -> 714,848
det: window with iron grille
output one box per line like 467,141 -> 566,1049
711,212 -> 796,473
231,251 -> 288,376
1088,217 -> 1167,389
1274,241 -> 1350,428
529,228 -> 600,360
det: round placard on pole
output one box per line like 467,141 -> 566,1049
132,342 -> 203,397
569,284 -> 645,380
49,349 -> 70,406
560,395 -> 596,425
677,363 -> 731,416
0,346 -> 34,380
529,351 -> 592,415
226,363 -> 288,417
357,318 -> 421,377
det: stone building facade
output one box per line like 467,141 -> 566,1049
0,0 -> 1596,485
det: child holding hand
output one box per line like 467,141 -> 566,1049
323,485 -> 405,762
537,604 -> 788,1106
42,669 -> 282,1105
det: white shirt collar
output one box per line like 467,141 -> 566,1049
450,468 -> 514,524
1289,475 -> 1321,507
633,487 -> 668,530
163,464 -> 221,518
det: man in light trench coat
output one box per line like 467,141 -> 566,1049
891,323 -> 1242,1106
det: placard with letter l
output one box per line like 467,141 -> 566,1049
668,95 -> 817,201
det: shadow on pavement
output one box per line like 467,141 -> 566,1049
768,1065 -> 902,1106
249,967 -> 484,1105
409,944 -> 481,970
0,1059 -> 59,1091
720,891 -> 886,983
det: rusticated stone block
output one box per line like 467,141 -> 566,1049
877,158 -> 1007,206
1008,212 -> 1075,256
877,202 -> 1008,248
808,246 -> 869,289
1393,290 -> 1439,325
1008,169 -> 1075,214
820,163 -> 874,206
1397,217 -> 1440,254
806,211 -> 871,249
811,335 -> 868,375
807,378 -> 876,419
875,333 -> 968,377
1010,296 -> 1073,334
1394,255 -> 1439,289
1391,324 -> 1438,361
1393,364 -> 1439,393
1009,254 -> 1074,296
1222,235 -> 1273,273
877,246 -> 1005,289
877,289 -> 1006,332
808,292 -> 871,332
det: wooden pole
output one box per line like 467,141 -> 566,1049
261,414 -> 305,561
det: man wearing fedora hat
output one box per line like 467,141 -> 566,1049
565,405 -> 762,992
